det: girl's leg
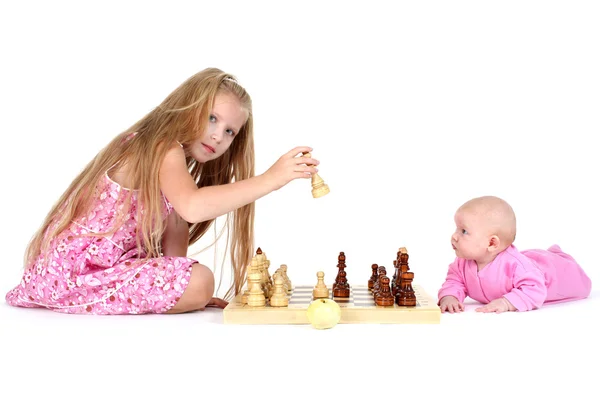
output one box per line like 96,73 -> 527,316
166,263 -> 214,313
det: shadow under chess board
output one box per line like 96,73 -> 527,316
223,284 -> 441,325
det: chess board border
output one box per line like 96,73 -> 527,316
223,284 -> 441,325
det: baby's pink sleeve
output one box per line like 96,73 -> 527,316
437,259 -> 467,304
503,264 -> 547,311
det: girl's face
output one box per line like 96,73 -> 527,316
189,91 -> 248,163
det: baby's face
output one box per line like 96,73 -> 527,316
450,210 -> 491,260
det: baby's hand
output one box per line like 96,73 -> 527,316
263,146 -> 319,190
475,297 -> 515,313
439,296 -> 464,313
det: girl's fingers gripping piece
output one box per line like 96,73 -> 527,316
286,146 -> 313,158
298,156 -> 319,167
294,172 -> 312,180
295,165 -> 318,174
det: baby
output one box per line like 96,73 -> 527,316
438,196 -> 592,313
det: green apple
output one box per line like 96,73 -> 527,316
306,298 -> 341,329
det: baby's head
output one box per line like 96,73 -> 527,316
450,196 -> 516,262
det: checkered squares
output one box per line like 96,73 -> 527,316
288,285 -> 373,308
287,285 -> 423,308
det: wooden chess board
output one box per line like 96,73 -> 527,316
223,284 -> 441,325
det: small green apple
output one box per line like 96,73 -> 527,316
306,298 -> 341,329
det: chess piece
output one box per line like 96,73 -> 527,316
375,276 -> 395,307
302,152 -> 330,198
247,270 -> 266,307
272,271 -> 288,293
278,264 -> 292,293
396,271 -> 416,307
368,264 -> 378,291
391,259 -> 397,293
255,247 -> 273,298
399,247 -> 410,272
269,276 -> 289,307
333,251 -> 347,291
394,248 -> 409,294
264,260 -> 274,298
313,271 -> 330,299
333,270 -> 350,298
241,256 -> 259,304
372,266 -> 386,298
255,247 -> 266,264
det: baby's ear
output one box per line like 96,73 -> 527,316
487,235 -> 501,252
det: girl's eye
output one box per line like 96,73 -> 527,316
209,115 -> 217,122
462,229 -> 467,234
226,129 -> 235,136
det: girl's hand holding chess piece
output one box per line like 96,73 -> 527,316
262,147 -> 319,191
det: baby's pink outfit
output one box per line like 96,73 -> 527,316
5,173 -> 196,315
437,244 -> 592,311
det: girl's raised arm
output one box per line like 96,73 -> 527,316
158,144 -> 274,223
159,144 -> 318,223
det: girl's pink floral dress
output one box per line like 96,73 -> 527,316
5,172 -> 195,315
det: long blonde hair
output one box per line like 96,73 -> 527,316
24,67 -> 255,300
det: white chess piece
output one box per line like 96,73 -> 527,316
270,276 -> 289,307
247,271 -> 266,307
241,256 -> 259,304
313,271 -> 329,299
279,264 -> 292,293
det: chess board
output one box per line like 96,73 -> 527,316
223,284 -> 441,325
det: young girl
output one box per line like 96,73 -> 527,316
5,67 -> 320,315
438,196 -> 592,313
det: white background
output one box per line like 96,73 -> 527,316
1,1 -> 598,399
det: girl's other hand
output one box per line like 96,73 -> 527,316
200,297 -> 229,310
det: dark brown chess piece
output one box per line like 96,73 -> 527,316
394,249 -> 410,295
368,264 -> 378,291
396,271 -> 416,307
372,266 -> 386,298
391,259 -> 397,293
333,251 -> 346,291
399,248 -> 410,272
375,276 -> 395,306
333,270 -> 350,297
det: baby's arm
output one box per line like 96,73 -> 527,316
159,145 -> 318,223
439,295 -> 465,313
501,265 -> 547,312
437,259 -> 468,312
475,297 -> 516,313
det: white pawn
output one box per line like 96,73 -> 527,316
279,264 -> 292,293
313,271 -> 329,299
273,271 -> 289,293
247,271 -> 266,307
270,276 -> 289,307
